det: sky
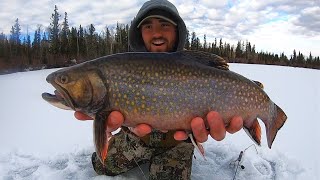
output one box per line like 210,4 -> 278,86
1,0 -> 320,57
0,64 -> 319,179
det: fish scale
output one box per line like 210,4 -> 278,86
42,50 -> 287,164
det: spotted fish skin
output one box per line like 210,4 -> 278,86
43,50 -> 287,163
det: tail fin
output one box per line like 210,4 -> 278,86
93,111 -> 109,165
266,105 -> 287,148
244,118 -> 262,146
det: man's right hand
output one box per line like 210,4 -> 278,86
74,111 -> 152,137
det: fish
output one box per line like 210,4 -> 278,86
42,50 -> 287,164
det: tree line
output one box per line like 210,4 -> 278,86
0,5 -> 319,74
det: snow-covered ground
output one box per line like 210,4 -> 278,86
0,63 -> 319,180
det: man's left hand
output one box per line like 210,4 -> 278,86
173,111 -> 243,142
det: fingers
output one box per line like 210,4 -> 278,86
226,116 -> 243,134
106,111 -> 124,132
173,131 -> 189,141
191,117 -> 209,143
207,111 -> 226,141
129,124 -> 152,137
74,111 -> 93,120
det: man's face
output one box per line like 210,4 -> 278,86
140,18 -> 177,52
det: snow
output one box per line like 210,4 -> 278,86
0,64 -> 319,180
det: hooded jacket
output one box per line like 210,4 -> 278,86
129,0 -> 187,52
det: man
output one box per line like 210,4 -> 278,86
75,0 -> 243,179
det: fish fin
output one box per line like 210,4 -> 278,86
188,133 -> 207,161
94,110 -> 111,165
252,80 -> 264,89
180,50 -> 229,70
101,142 -> 109,166
243,118 -> 262,146
266,105 -> 287,148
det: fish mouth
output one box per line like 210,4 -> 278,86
42,83 -> 75,110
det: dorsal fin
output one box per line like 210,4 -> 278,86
179,50 -> 229,70
253,80 -> 264,89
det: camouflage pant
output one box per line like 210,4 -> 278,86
92,128 -> 194,180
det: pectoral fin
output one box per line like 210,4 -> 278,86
243,118 -> 262,146
188,133 -> 207,161
93,110 -> 111,165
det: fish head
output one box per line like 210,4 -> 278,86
42,65 -> 107,113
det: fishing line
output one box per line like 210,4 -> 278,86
231,144 -> 258,180
132,156 -> 148,180
123,131 -> 148,180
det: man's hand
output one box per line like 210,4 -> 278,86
74,110 -> 243,142
74,111 -> 151,137
173,111 -> 243,142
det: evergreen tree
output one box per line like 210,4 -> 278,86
49,5 -> 61,55
69,27 -> 78,58
9,18 -> 22,56
184,30 -> 190,50
306,52 -> 313,67
203,34 -> 207,51
235,40 -> 242,58
32,26 -> 42,61
25,33 -> 32,65
86,24 -> 97,58
190,32 -> 197,50
291,49 -> 297,66
105,26 -> 113,54
297,51 -> 305,65
78,25 -> 86,58
12,18 -> 21,46
218,38 -> 223,56
280,52 -> 288,65
195,37 -> 201,50
60,12 -> 70,55
41,31 -> 49,65
0,33 -> 7,58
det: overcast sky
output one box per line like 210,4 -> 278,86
1,0 -> 319,57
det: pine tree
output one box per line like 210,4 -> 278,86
69,27 -> 78,58
291,49 -> 297,66
190,32 -> 197,50
297,51 -> 305,66
203,34 -> 207,51
280,52 -> 288,65
60,12 -> 70,55
78,25 -> 86,58
41,31 -> 49,65
218,38 -> 223,56
105,26 -> 113,54
9,18 -> 22,56
184,30 -> 190,50
25,33 -> 32,65
0,33 -> 6,58
211,38 -> 217,54
195,37 -> 201,50
12,18 -> 21,46
32,26 -> 42,61
235,41 -> 242,58
49,5 -> 61,55
306,52 -> 313,67
86,24 -> 97,58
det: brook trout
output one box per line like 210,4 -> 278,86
42,50 -> 287,164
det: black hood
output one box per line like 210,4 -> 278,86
129,0 -> 187,52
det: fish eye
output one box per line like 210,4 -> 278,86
59,75 -> 69,84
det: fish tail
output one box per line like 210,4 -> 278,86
266,104 -> 287,148
93,114 -> 108,165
